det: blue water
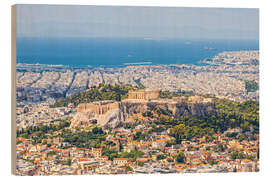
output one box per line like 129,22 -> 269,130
16,37 -> 259,67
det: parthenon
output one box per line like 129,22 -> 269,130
128,88 -> 160,100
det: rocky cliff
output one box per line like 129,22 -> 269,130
70,98 -> 216,129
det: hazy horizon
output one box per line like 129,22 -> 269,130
16,5 -> 259,40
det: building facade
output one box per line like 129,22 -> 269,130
128,88 -> 160,100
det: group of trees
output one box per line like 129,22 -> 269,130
132,131 -> 149,141
149,98 -> 259,144
230,151 -> 255,160
60,127 -> 105,149
142,110 -> 154,118
52,84 -> 142,107
102,148 -> 144,161
118,150 -> 144,162
176,152 -> 186,163
102,148 -> 118,160
245,80 -> 259,93
156,154 -> 166,160
17,120 -> 71,143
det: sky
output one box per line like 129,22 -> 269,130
16,4 -> 259,40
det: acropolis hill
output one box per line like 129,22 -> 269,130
71,89 -> 215,128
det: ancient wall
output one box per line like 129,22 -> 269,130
188,96 -> 204,103
77,100 -> 120,114
172,96 -> 188,102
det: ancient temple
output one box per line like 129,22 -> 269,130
128,88 -> 160,100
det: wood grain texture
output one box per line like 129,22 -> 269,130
11,4 -> 16,175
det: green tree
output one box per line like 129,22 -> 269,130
170,124 -> 186,144
125,165 -> 133,172
176,152 -> 186,163
67,158 -> 72,166
157,154 -> 166,160
209,159 -> 217,165
137,161 -> 145,166
230,151 -> 246,160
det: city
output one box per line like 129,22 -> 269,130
16,51 -> 259,105
15,51 -> 259,175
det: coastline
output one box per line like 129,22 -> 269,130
16,50 -> 259,70
15,50 -> 259,104
16,37 -> 259,68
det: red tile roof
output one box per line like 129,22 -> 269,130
113,158 -> 129,161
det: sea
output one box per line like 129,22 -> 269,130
16,37 -> 259,68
